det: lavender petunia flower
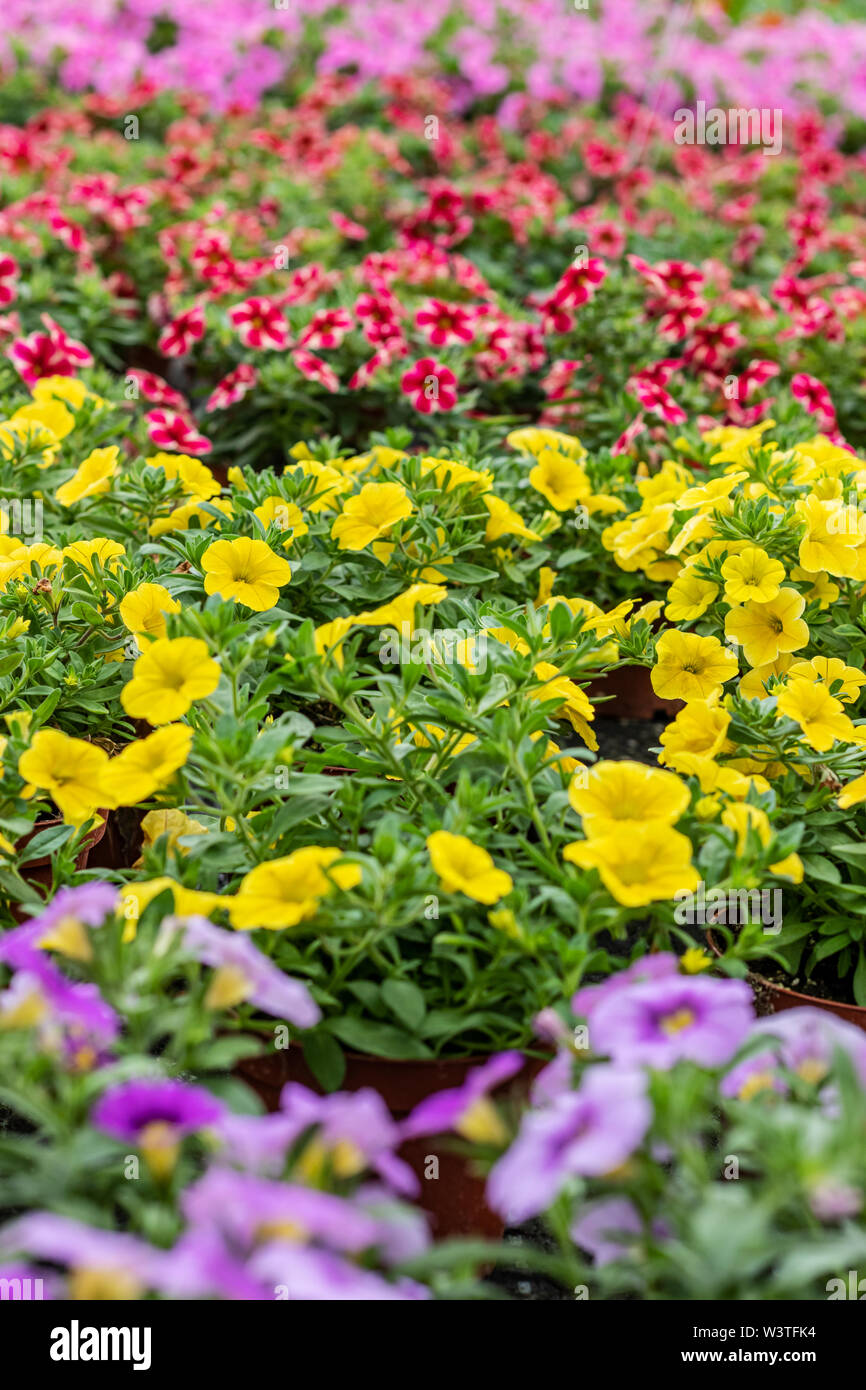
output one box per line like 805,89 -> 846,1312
486,1065 -> 651,1224
572,1196 -> 668,1267
181,1168 -> 383,1254
589,974 -> 754,1070
0,1214 -> 168,1293
0,882 -> 118,971
721,1007 -> 866,1099
162,915 -> 321,1028
403,1051 -> 524,1140
279,1083 -> 418,1195
248,1243 -> 430,1301
572,953 -> 680,1020
92,1078 -> 224,1141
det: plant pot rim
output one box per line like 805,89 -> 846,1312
17,809 -> 108,869
705,928 -> 866,1025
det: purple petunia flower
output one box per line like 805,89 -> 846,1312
588,974 -> 754,1070
0,882 -> 118,971
721,1006 -> 866,1099
572,1196 -> 668,1267
92,1078 -> 224,1142
486,1065 -> 651,1224
248,1243 -> 430,1301
572,953 -> 680,1020
278,1083 -> 418,1195
0,1213 -> 169,1294
161,915 -> 321,1029
403,1050 -> 524,1139
181,1168 -> 383,1255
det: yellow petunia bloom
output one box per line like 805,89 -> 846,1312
506,426 -> 586,460
658,695 -> 730,763
331,482 -> 413,551
775,677 -> 856,753
202,537 -> 292,611
724,588 -> 809,668
664,571 -> 718,621
147,452 -> 221,500
253,496 -> 309,546
18,729 -> 108,825
563,823 -> 699,907
795,494 -> 865,579
62,538 -> 125,574
721,546 -> 785,604
651,630 -> 738,702
120,637 -> 220,724
786,656 -> 866,704
528,449 -> 591,511
426,830 -> 513,905
483,494 -> 541,544
120,582 -> 182,643
55,446 -> 119,507
101,724 -> 194,807
568,760 -> 690,836
228,847 -> 362,929
148,497 -> 234,537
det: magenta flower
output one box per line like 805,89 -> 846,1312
165,914 -> 321,1028
487,1065 -> 651,1223
92,1078 -> 223,1143
400,356 -> 458,413
403,1051 -> 524,1140
588,974 -> 754,1070
145,407 -> 212,454
157,304 -> 205,357
229,297 -> 291,351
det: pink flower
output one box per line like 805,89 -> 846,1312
126,369 -> 187,410
205,364 -> 258,412
228,297 -> 291,351
791,372 -> 836,427
551,258 -> 607,309
415,299 -> 474,347
145,408 -> 212,454
158,305 -> 206,358
298,308 -> 353,351
330,211 -> 368,240
631,379 -> 687,425
292,349 -> 339,393
8,314 -> 92,386
400,358 -> 458,414
0,253 -> 19,306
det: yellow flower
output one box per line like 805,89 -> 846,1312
147,452 -> 220,500
775,677 -> 856,752
658,694 -> 730,762
32,376 -> 106,411
786,656 -> 866,704
791,565 -> 838,610
426,830 -> 513,904
663,750 -> 757,798
288,459 -> 352,512
738,655 -> 792,700
531,661 -> 597,750
228,847 -> 362,929
563,824 -> 698,907
62,538 -> 125,574
420,457 -> 493,494
18,729 -> 108,825
676,471 -> 748,511
252,496 -> 309,546
724,588 -> 809,668
314,615 -> 355,667
148,498 -> 233,536
120,637 -> 220,724
483,494 -> 541,544
55,446 -> 119,506
120,878 -> 226,930
568,760 -> 690,836
10,399 -> 76,441
795,494 -> 865,578
356,581 -> 448,634
680,947 -> 712,974
651,630 -> 738,702
506,427 -> 586,460
120,583 -> 181,643
528,449 -> 591,511
664,571 -> 718,621
536,567 -> 557,606
837,772 -> 866,810
202,537 -> 292,611
101,724 -> 193,806
721,546 -> 785,604
138,808 -> 207,856
331,482 -> 412,551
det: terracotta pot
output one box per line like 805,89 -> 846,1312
86,807 -> 145,872
706,930 -> 866,1033
236,1046 -> 544,1239
17,812 -> 108,887
586,664 -> 681,721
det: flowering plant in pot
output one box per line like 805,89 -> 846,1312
405,958 -> 866,1300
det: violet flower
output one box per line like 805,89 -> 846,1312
487,1065 -> 651,1224
403,1050 -> 524,1141
588,974 -> 754,1070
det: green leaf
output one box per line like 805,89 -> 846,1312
328,1016 -> 433,1060
854,946 -> 866,1008
303,1032 -> 346,1092
381,979 -> 426,1032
